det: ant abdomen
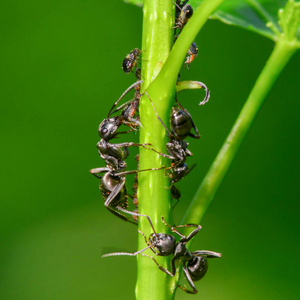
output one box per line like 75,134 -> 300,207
187,256 -> 208,281
170,106 -> 194,140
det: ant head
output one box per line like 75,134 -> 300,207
98,117 -> 120,140
118,160 -> 127,170
149,233 -> 176,256
132,48 -> 141,56
189,42 -> 198,55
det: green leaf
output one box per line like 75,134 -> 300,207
189,0 -> 287,40
125,0 -> 300,42
278,0 -> 300,41
124,0 -> 143,7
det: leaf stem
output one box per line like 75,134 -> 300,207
182,39 -> 297,226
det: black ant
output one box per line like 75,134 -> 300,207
93,82 -> 168,223
145,92 -> 200,185
90,165 -> 166,225
174,1 -> 193,30
122,48 -> 141,74
103,216 -> 221,294
145,84 -> 210,199
185,42 -> 198,68
105,80 -> 143,130
98,80 -> 159,172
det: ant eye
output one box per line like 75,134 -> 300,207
102,128 -> 108,134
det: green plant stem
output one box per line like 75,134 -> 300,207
148,0 -> 225,99
137,1 -> 174,299
137,0 -> 225,299
182,39 -> 297,227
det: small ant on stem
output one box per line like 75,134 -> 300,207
103,216 -> 221,294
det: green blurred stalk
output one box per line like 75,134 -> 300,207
182,38 -> 297,226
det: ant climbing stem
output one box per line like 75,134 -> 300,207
173,0 -> 193,30
122,49 -> 147,75
102,216 -> 222,294
90,165 -> 166,227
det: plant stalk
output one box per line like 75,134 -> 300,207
136,0 -> 226,298
137,0 -> 174,299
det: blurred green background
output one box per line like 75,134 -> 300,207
0,0 -> 299,299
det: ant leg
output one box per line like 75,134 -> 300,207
178,265 -> 198,294
135,68 -> 142,80
122,118 -> 142,129
181,225 -> 202,243
104,182 -> 158,233
114,129 -> 135,136
143,148 -> 174,160
116,206 -> 157,235
103,183 -> 154,229
173,1 -> 182,11
171,185 -> 181,209
138,229 -> 151,246
89,167 -> 111,179
170,257 -> 177,275
107,80 -> 143,118
144,91 -> 172,137
188,117 -> 201,139
140,253 -> 174,277
103,181 -> 137,225
161,216 -> 202,241
104,178 -> 126,208
161,216 -> 187,238
106,206 -> 137,225
138,230 -> 159,255
114,166 -> 166,177
166,163 -> 196,180
103,248 -> 174,277
102,244 -> 154,258
110,99 -> 134,115
192,250 -> 222,258
141,145 -> 174,159
110,142 -> 153,148
181,0 -> 190,7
